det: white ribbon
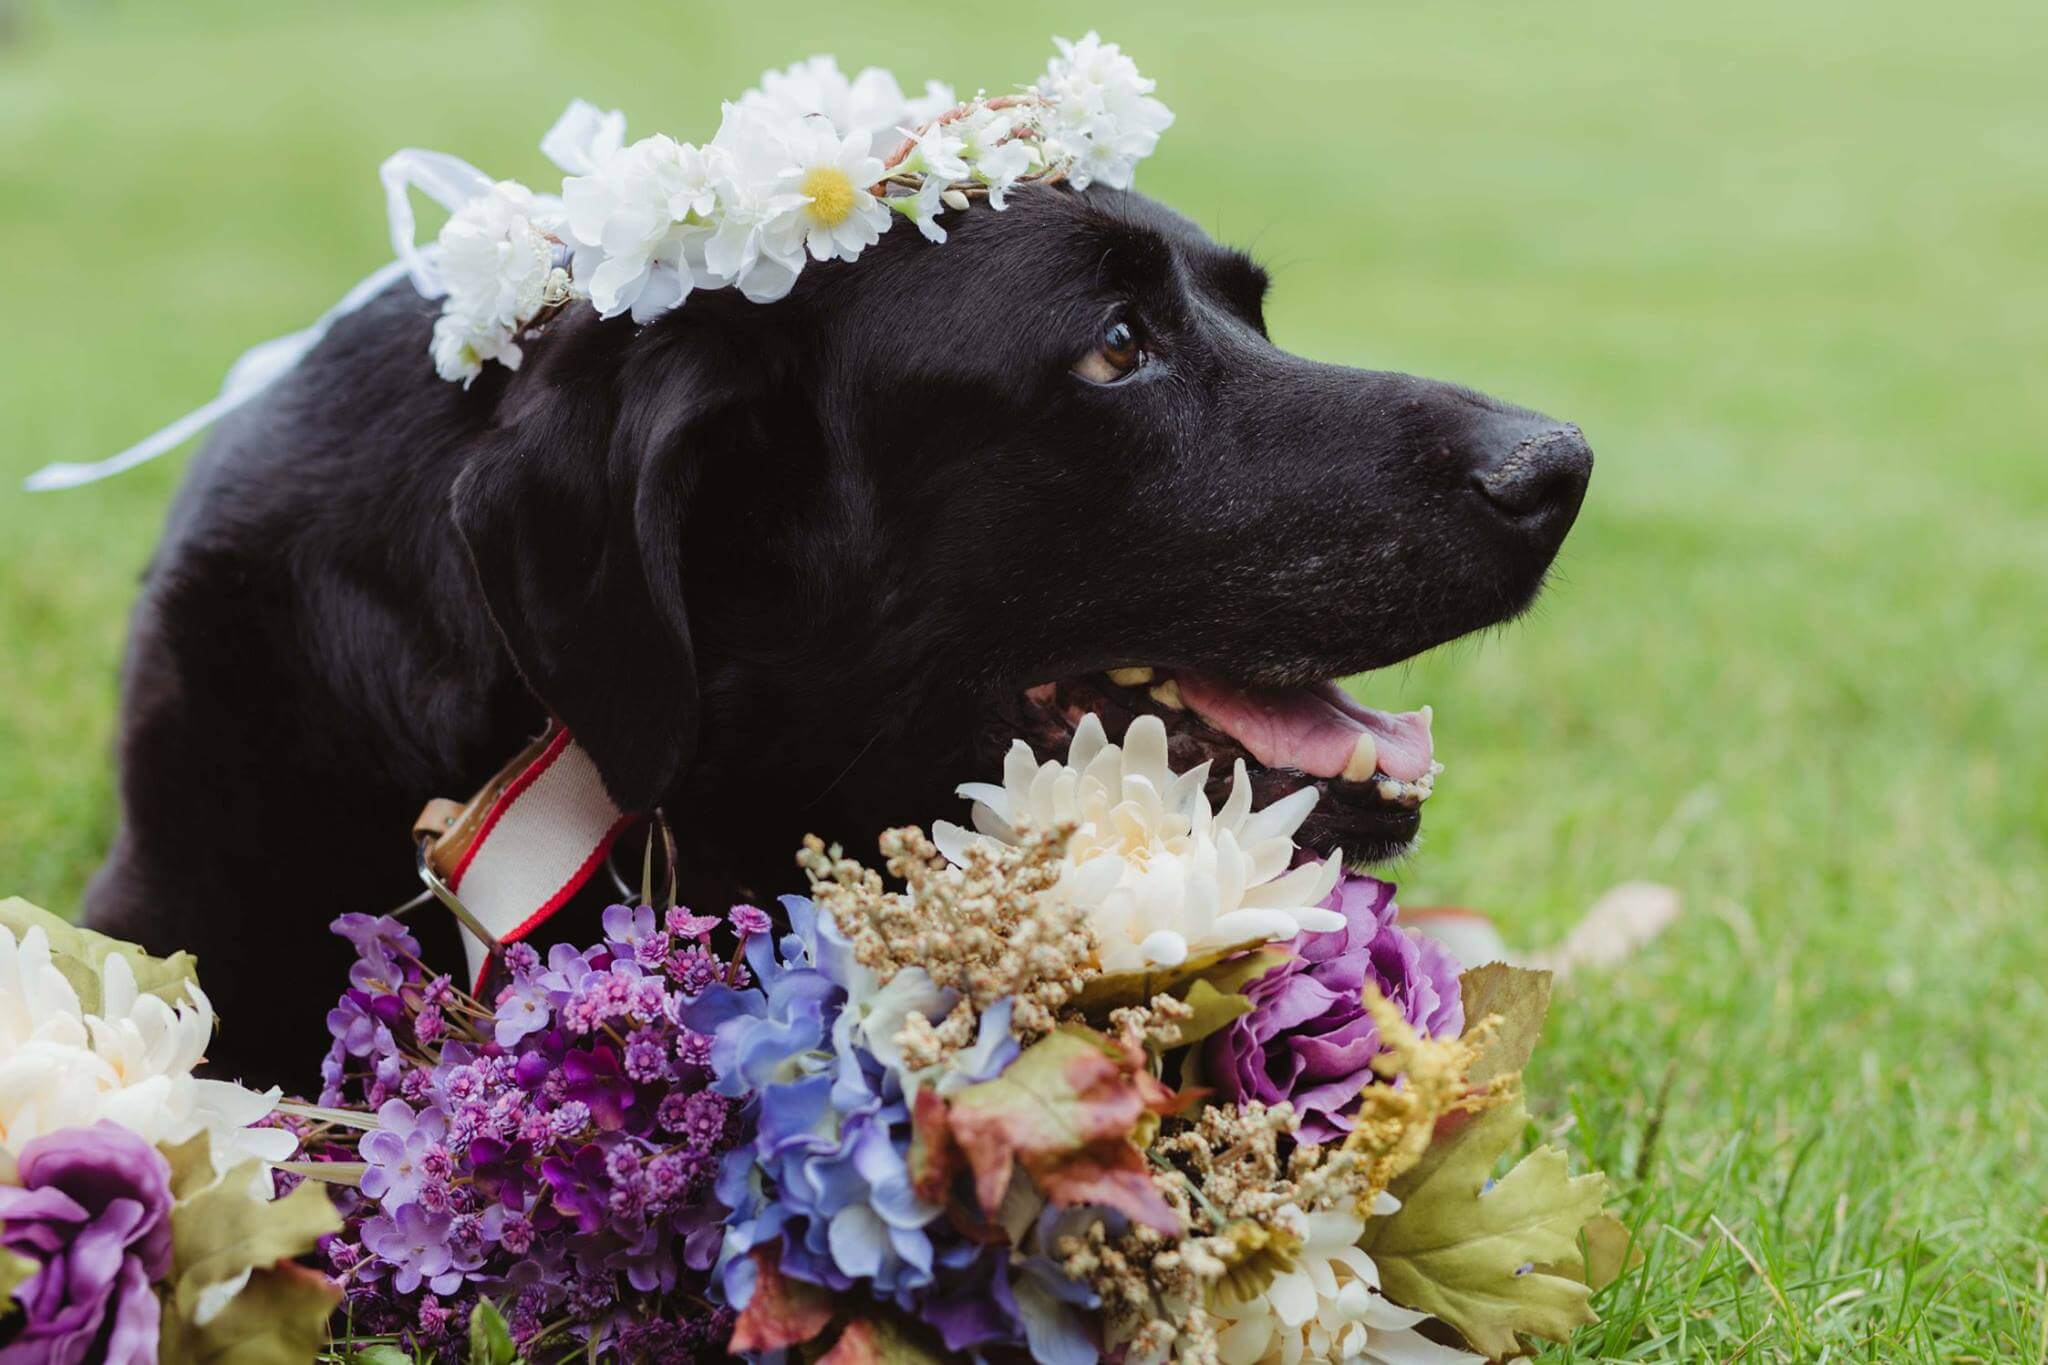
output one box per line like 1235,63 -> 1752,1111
26,147 -> 505,492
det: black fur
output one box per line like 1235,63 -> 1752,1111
85,185 -> 1590,1084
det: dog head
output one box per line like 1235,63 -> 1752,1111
450,183 -> 1591,885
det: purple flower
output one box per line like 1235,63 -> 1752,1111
624,1027 -> 671,1083
493,975 -> 553,1047
362,1203 -> 463,1296
727,904 -> 772,937
664,944 -> 726,997
1204,873 -> 1465,1143
333,913 -> 422,993
0,1123 -> 174,1365
602,902 -> 658,951
360,1098 -> 451,1207
327,992 -> 386,1057
664,907 -> 721,941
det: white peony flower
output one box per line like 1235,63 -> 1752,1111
0,924 -> 295,1179
560,134 -> 717,324
429,179 -> 562,384
933,714 -> 1345,974
777,116 -> 891,264
741,54 -> 914,146
1034,31 -> 1175,191
1213,1204 -> 1482,1365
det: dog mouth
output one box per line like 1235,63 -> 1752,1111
988,667 -> 1442,865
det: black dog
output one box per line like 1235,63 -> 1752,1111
84,184 -> 1590,1085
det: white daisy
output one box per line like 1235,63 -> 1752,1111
1213,1204 -> 1482,1365
777,116 -> 890,263
933,713 -> 1345,974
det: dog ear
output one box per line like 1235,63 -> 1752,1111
449,318 -> 746,812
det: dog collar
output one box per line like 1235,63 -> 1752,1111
413,724 -> 632,995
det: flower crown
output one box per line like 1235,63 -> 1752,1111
393,33 -> 1172,386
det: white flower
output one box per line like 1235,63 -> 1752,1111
539,98 -> 628,176
0,924 -> 295,1180
1213,1204 -> 1482,1365
887,122 -> 972,243
956,105 -> 1040,209
933,714 -> 1345,974
560,134 -> 716,323
904,79 -> 960,127
777,115 -> 890,263
741,54 -> 914,146
700,104 -> 813,302
429,179 -> 562,383
898,119 -> 971,183
1034,31 -> 1174,190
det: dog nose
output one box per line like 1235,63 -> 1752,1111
1470,422 -> 1593,527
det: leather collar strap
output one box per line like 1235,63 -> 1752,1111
414,724 -> 634,994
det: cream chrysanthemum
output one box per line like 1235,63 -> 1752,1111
1212,1204 -> 1480,1365
933,713 -> 1345,974
0,923 -> 295,1176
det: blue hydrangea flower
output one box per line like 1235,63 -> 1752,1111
684,896 -> 1097,1361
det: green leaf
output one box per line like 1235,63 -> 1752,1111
1070,936 -> 1274,1014
1579,1212 -> 1639,1292
928,1024 -> 1180,1232
0,896 -> 201,1016
0,1242 -> 36,1302
159,1141 -> 343,1365
1360,1096 -> 1609,1360
1456,963 -> 1553,1088
346,1348 -> 415,1365
1159,944 -> 1292,1052
814,1314 -> 952,1365
1162,977 -> 1254,1050
170,1260 -> 341,1364
728,1248 -> 836,1353
468,1299 -> 519,1365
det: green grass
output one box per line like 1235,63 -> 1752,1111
4,0 -> 2046,1358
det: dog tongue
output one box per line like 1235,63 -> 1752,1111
1176,673 -> 1435,782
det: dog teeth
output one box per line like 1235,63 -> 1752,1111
1149,678 -> 1186,710
1367,761 -> 1444,808
1342,733 -> 1378,782
1106,666 -> 1156,686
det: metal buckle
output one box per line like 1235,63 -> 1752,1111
414,834 -> 501,956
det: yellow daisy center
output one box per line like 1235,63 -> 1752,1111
801,166 -> 857,227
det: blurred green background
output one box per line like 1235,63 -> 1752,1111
3,0 -> 2045,1357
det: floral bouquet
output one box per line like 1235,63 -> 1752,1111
0,899 -> 340,1363
291,716 -> 1629,1362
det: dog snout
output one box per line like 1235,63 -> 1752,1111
1468,420 -> 1593,536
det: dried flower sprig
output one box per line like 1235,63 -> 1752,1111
798,823 -> 1096,1046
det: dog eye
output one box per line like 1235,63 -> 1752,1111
1074,316 -> 1146,384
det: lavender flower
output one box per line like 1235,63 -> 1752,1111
359,1098 -> 449,1206
315,908 -> 745,1360
1204,872 -> 1465,1142
0,1122 -> 174,1365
